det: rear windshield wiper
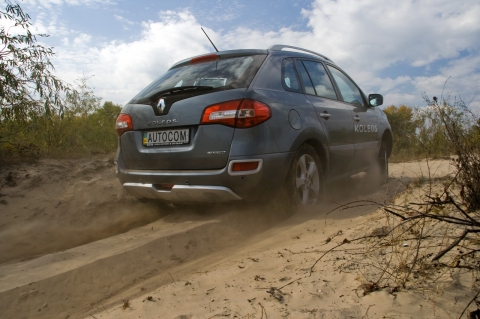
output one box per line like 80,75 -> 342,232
132,86 -> 214,104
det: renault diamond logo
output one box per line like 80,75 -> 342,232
157,98 -> 166,114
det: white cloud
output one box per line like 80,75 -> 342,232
392,55 -> 480,108
297,0 -> 480,108
73,33 -> 92,46
440,54 -> 480,79
44,0 -> 480,110
22,0 -> 115,10
23,0 -> 115,37
51,11 -> 212,103
369,76 -> 412,95
383,92 -> 418,107
302,0 -> 480,70
187,0 -> 245,22
114,15 -> 135,25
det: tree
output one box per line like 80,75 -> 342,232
65,75 -> 102,116
383,105 -> 421,160
0,0 -> 71,122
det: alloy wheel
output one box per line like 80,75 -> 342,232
295,154 -> 320,205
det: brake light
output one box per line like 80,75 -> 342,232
232,161 -> 259,172
236,99 -> 271,128
201,100 -> 241,127
190,54 -> 218,64
200,99 -> 271,128
115,113 -> 133,136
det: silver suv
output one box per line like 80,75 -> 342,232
115,45 -> 392,210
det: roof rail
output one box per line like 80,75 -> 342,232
268,44 -> 333,62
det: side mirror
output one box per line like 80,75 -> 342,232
368,94 -> 383,107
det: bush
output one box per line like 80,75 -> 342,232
384,102 -> 462,162
0,77 -> 121,162
422,94 -> 480,211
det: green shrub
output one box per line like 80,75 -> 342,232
0,77 -> 121,161
384,103 -> 458,162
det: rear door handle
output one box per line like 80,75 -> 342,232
320,112 -> 331,119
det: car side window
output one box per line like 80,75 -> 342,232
295,60 -> 316,95
327,66 -> 364,106
281,59 -> 301,93
302,60 -> 337,100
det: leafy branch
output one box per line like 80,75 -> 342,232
0,0 -> 72,121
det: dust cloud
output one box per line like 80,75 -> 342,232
0,156 -> 168,263
0,155 -> 387,264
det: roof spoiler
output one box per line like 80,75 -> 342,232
268,44 -> 333,62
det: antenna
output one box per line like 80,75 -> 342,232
201,27 -> 219,52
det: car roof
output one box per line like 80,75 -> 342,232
169,45 -> 334,70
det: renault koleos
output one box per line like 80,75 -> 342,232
115,45 -> 392,210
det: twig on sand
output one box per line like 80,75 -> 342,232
167,272 -> 176,284
458,290 -> 480,319
255,277 -> 301,304
259,302 -> 268,319
309,236 -> 372,276
432,229 -> 480,261
279,277 -> 301,290
363,304 -> 375,318
255,277 -> 301,291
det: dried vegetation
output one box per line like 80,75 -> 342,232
313,93 -> 480,317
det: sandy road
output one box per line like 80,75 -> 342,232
1,157 -> 467,319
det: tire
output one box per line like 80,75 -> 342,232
378,140 -> 389,184
280,144 -> 324,212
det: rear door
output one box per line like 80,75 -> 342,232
295,59 -> 356,177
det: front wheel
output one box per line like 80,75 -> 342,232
280,145 -> 324,212
378,140 -> 389,184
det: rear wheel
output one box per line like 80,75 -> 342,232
280,144 -> 324,212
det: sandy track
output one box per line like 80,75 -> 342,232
0,156 -> 165,263
2,157 -> 475,319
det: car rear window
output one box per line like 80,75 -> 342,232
302,61 -> 337,100
282,59 -> 301,92
130,55 -> 266,104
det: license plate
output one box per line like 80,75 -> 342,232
143,128 -> 189,146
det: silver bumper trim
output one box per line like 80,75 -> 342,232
123,183 -> 242,203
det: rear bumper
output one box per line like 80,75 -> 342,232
123,183 -> 242,202
116,151 -> 294,203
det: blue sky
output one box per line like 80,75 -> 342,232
16,0 -> 480,110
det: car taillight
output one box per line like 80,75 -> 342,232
115,113 -> 133,136
200,99 -> 271,128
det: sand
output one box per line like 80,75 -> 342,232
0,156 -> 478,319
